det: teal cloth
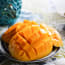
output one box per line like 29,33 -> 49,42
0,0 -> 22,26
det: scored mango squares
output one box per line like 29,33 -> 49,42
2,20 -> 63,61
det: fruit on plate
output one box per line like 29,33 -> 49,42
2,20 -> 63,61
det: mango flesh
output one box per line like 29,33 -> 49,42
40,24 -> 63,47
9,25 -> 53,61
2,20 -> 63,61
2,20 -> 38,43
